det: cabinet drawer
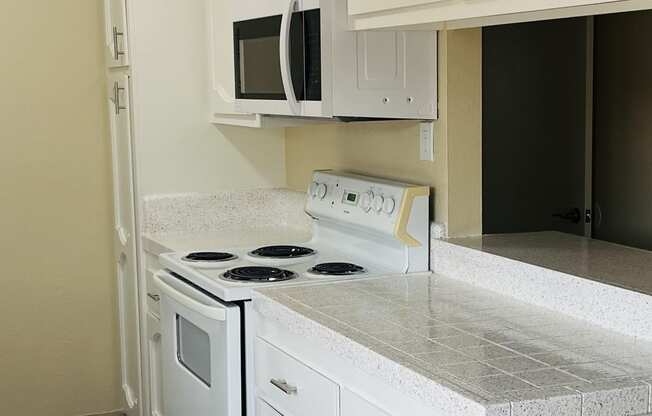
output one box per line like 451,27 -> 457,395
255,337 -> 339,416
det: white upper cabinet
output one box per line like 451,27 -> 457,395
104,0 -> 129,67
347,0 -> 639,30
332,27 -> 437,119
332,0 -> 437,119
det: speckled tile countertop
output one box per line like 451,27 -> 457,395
448,232 -> 652,296
432,234 -> 652,341
254,274 -> 652,416
140,189 -> 311,255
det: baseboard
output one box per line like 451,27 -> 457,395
78,410 -> 124,416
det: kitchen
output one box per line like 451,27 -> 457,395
2,1 -> 652,416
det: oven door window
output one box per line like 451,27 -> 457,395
176,315 -> 211,387
233,9 -> 321,101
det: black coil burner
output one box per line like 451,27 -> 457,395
249,245 -> 315,259
222,266 -> 296,282
309,263 -> 366,276
182,252 -> 238,262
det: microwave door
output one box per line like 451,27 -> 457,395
155,271 -> 242,416
234,10 -> 320,116
234,15 -> 287,101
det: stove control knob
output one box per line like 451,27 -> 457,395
383,197 -> 396,214
309,181 -> 320,198
316,183 -> 328,199
360,192 -> 373,212
372,195 -> 385,213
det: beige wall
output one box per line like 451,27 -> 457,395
0,1 -> 121,416
285,29 -> 482,237
130,0 -> 287,196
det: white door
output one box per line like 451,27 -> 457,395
155,271 -> 242,416
108,71 -> 141,416
104,0 -> 129,67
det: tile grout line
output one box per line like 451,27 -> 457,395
271,280 -> 652,411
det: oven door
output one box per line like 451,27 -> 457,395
155,270 -> 242,416
233,4 -> 323,116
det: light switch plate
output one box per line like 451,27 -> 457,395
419,122 -> 434,161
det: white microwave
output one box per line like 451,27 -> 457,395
232,0 -> 438,120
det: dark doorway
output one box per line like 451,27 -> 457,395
593,11 -> 652,251
482,18 -> 589,236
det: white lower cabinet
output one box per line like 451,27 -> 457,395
254,336 -> 405,416
341,388 -> 391,416
255,337 -> 339,416
254,314 -> 442,416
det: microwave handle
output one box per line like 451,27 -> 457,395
154,271 -> 226,321
280,0 -> 299,115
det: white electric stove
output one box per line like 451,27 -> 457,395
154,171 -> 430,416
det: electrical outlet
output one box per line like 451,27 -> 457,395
419,122 -> 434,161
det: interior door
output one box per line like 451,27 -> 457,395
104,0 -> 129,67
156,271 -> 242,416
107,71 -> 141,416
593,11 -> 652,250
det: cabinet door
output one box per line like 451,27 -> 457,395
341,388 -> 391,416
104,0 -> 129,67
332,28 -> 437,119
107,71 -> 141,416
256,398 -> 284,416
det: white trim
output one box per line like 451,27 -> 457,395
123,384 -> 139,409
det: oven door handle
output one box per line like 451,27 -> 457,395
280,0 -> 300,115
154,271 -> 226,321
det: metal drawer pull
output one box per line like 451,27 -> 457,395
113,26 -> 126,61
270,378 -> 298,395
113,81 -> 127,115
147,293 -> 160,302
